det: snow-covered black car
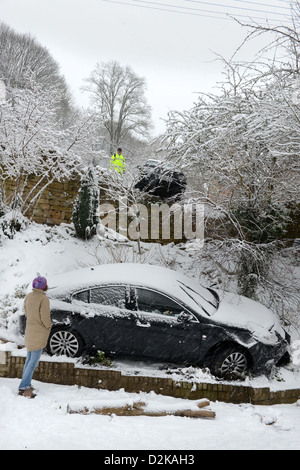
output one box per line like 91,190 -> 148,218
135,159 -> 186,199
19,264 -> 290,379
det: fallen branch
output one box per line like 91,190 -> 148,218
67,398 -> 216,419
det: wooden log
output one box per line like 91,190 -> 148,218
68,404 -> 215,419
67,401 -> 148,416
174,409 -> 216,419
197,399 -> 211,409
93,404 -> 143,416
67,398 -> 215,419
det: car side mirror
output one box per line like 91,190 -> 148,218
177,311 -> 193,323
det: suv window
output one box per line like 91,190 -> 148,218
135,288 -> 184,318
90,286 -> 126,309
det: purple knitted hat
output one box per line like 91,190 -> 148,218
32,276 -> 47,290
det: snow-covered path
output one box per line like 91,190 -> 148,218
1,377 -> 299,450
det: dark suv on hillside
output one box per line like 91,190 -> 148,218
135,159 -> 186,199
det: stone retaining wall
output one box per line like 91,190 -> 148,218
0,351 -> 299,405
3,174 -> 80,225
2,173 -> 191,243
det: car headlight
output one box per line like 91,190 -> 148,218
262,330 -> 279,345
248,322 -> 279,345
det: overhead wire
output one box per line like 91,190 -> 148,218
139,0 -> 292,18
224,0 -> 291,10
185,0 -> 290,15
102,0 -> 294,25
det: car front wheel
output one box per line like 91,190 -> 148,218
210,345 -> 249,379
47,327 -> 84,357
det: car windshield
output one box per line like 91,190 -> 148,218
161,162 -> 174,170
177,281 -> 219,317
145,159 -> 160,167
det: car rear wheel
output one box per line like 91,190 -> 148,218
47,327 -> 84,357
210,345 -> 249,379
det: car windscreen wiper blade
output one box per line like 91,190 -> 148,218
178,280 -> 218,309
178,284 -> 211,317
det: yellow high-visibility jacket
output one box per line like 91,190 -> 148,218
109,153 -> 126,173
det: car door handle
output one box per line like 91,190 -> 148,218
136,320 -> 151,328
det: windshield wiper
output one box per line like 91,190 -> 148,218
178,284 -> 211,317
178,280 -> 218,310
206,287 -> 220,307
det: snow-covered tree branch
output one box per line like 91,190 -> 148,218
0,77 -> 99,219
163,55 -> 299,319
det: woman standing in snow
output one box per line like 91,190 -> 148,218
18,276 -> 52,398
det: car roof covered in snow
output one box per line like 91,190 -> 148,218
47,263 -> 218,317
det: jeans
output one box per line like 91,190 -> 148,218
19,349 -> 43,391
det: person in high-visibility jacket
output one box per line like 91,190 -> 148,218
109,148 -> 126,174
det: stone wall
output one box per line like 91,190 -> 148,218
3,174 -> 81,225
1,351 -> 299,405
2,171 -> 298,241
2,173 -> 197,243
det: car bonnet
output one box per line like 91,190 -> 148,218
213,292 -> 285,339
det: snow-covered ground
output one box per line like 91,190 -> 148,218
1,377 -> 300,450
1,218 -> 300,450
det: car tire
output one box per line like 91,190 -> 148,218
47,327 -> 85,358
209,344 -> 250,380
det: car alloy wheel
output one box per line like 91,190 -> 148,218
210,345 -> 249,379
219,351 -> 248,377
48,328 -> 83,357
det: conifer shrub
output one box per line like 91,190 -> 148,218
72,166 -> 100,240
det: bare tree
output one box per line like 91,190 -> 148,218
0,22 -> 76,127
82,61 -> 152,154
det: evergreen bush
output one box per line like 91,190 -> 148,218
72,166 -> 100,240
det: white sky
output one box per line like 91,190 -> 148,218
0,0 -> 293,134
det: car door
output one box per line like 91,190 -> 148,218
130,287 -> 202,363
72,285 -> 133,355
